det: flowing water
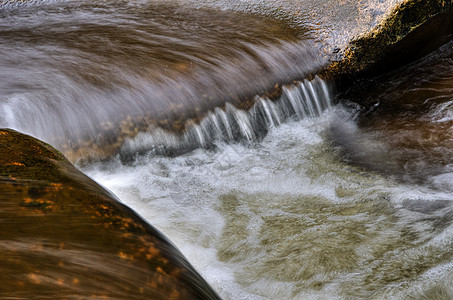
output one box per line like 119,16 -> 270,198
1,0 -> 453,299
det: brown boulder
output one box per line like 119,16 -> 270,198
0,128 -> 220,299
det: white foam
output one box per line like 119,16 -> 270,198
121,77 -> 333,156
83,103 -> 453,299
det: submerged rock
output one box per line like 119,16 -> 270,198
0,128 -> 220,299
0,0 -> 451,162
73,0 -> 452,161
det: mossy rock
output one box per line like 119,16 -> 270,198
327,0 -> 453,81
0,129 -> 220,299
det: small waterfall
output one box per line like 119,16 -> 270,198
121,76 -> 333,157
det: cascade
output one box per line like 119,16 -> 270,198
120,77 -> 333,157
1,0 -> 453,299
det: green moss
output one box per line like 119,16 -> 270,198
326,0 -> 453,78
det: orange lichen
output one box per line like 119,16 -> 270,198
118,251 -> 134,260
145,246 -> 161,260
49,183 -> 64,188
6,162 -> 25,166
99,204 -> 109,210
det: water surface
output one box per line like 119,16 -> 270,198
84,40 -> 453,299
0,0 -> 320,159
1,0 -> 453,299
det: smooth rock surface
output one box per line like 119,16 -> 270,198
0,128 -> 220,299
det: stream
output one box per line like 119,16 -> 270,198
1,0 -> 453,299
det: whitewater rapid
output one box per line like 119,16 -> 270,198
83,100 -> 453,299
1,0 -> 453,298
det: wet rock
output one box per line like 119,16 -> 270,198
85,0 -> 452,161
329,0 -> 453,82
331,33 -> 453,183
2,0 -> 451,162
0,128 -> 220,299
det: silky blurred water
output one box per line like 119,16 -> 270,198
0,0 -> 322,158
1,0 -> 453,299
84,107 -> 453,299
83,41 -> 453,299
